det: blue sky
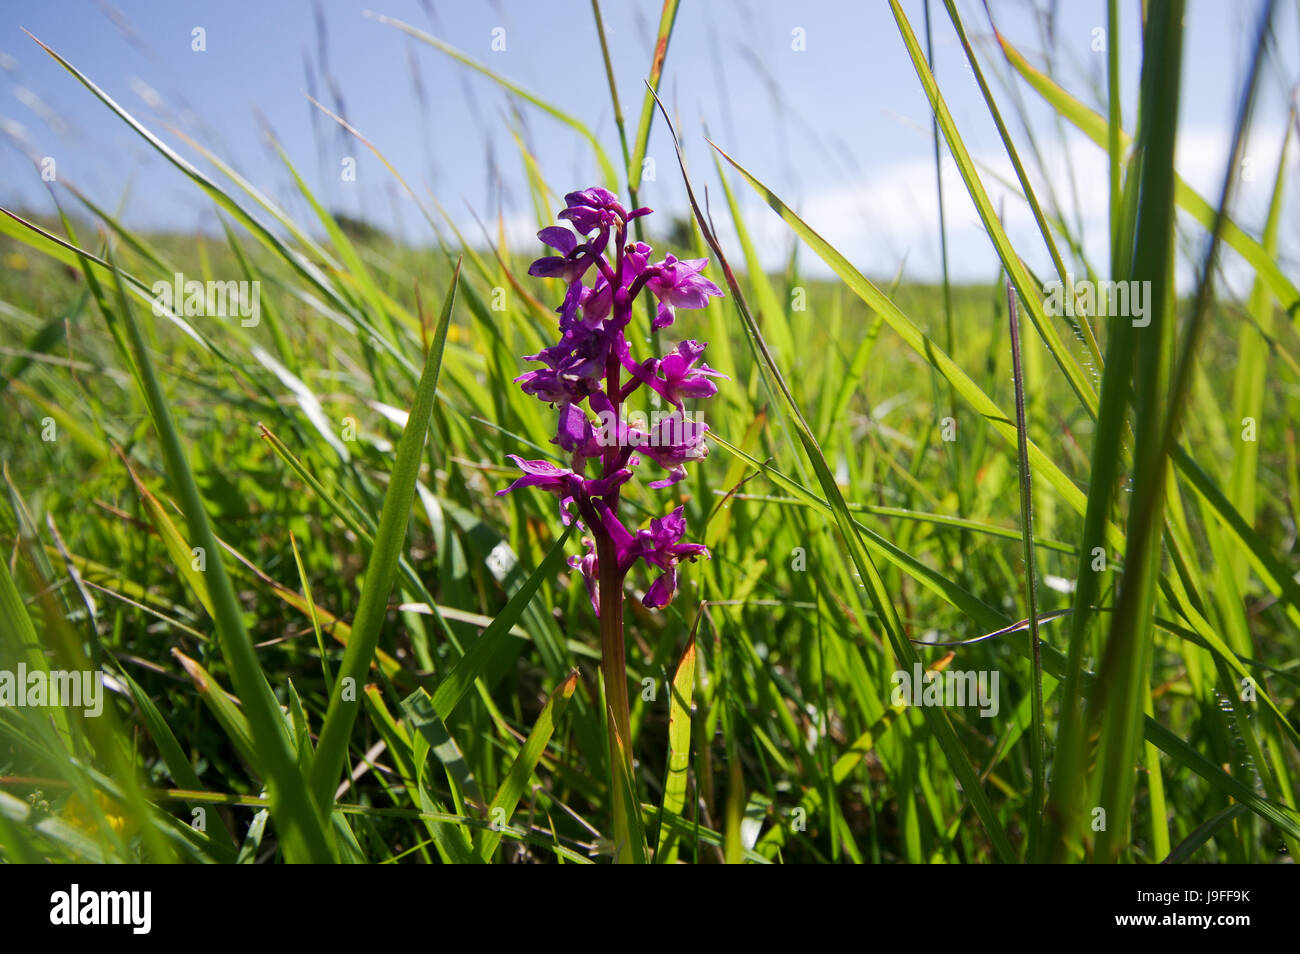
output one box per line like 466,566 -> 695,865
1,1 -> 1296,284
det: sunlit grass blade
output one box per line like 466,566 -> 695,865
712,142 -> 1109,532
310,261 -> 460,811
22,31 -> 377,344
1006,283 -> 1045,860
627,0 -> 680,195
991,22 -> 1300,317
106,258 -> 333,863
1085,0 -> 1182,863
942,0 -> 1103,371
117,667 -> 239,856
479,668 -> 580,861
887,0 -> 1099,418
367,11 -> 618,187
655,629 -> 697,864
402,687 -> 485,816
654,87 -> 1016,862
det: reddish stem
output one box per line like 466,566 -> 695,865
593,220 -> 637,862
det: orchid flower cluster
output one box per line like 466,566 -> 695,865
498,187 -> 724,614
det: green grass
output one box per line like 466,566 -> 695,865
1,0 -> 1298,863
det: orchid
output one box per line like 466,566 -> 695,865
498,187 -> 723,862
501,188 -> 723,616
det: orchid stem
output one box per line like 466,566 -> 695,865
596,538 -> 636,863
599,279 -> 638,864
506,187 -> 720,864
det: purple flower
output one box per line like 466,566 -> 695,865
496,455 -> 631,524
514,352 -> 587,404
622,241 -> 653,278
569,537 -> 600,615
495,455 -> 584,522
558,188 -> 650,235
565,503 -> 633,616
635,508 -> 710,608
582,466 -> 635,498
556,322 -> 614,381
554,403 -> 603,459
495,456 -> 579,498
502,186 -> 722,617
578,244 -> 650,328
634,340 -> 727,409
576,280 -> 613,325
598,500 -> 639,565
640,255 -> 724,329
640,412 -> 710,488
515,320 -> 618,404
527,227 -> 593,283
587,389 -> 640,453
515,367 -> 581,405
558,187 -> 622,234
587,502 -> 709,609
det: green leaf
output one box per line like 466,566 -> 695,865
479,669 -> 580,860
367,13 -> 619,189
401,688 -> 485,811
310,262 -> 460,810
655,633 -> 697,864
654,88 -> 1016,863
109,258 -> 333,864
429,524 -> 576,721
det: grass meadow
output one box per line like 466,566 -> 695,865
1,0 -> 1299,866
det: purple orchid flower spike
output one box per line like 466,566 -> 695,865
504,189 -> 721,611
500,187 -> 723,864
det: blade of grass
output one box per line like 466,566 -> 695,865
991,23 -> 1300,317
479,668 -> 580,860
1006,282 -> 1045,860
655,628 -> 697,864
367,12 -> 618,188
107,258 -> 333,863
309,261 -> 459,811
627,0 -> 680,194
653,86 -> 1015,863
1162,804 -> 1248,864
428,524 -> 575,721
1087,0 -> 1183,863
887,0 -> 1100,418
